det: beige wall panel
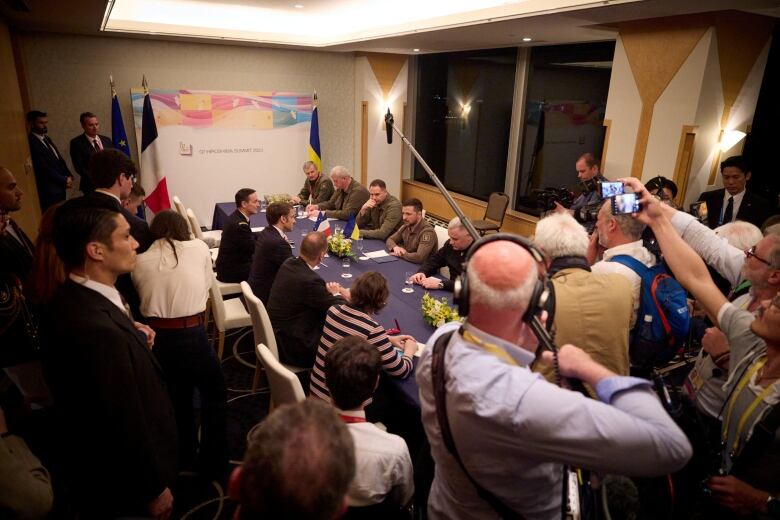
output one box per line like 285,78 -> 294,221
620,21 -> 708,178
714,13 -> 774,128
354,56 -> 407,198
643,29 -> 712,182
603,36 -> 642,180
686,34 -> 725,207
19,32 -> 356,193
0,21 -> 39,238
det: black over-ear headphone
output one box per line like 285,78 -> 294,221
453,233 -> 551,324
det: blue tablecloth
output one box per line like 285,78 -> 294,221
214,205 -> 452,407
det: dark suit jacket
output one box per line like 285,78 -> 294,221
83,191 -> 153,253
248,226 -> 293,304
69,133 -> 114,195
215,209 -> 256,283
41,280 -> 178,516
28,133 -> 72,211
267,257 -> 344,367
698,188 -> 774,229
0,218 -> 34,283
0,219 -> 37,367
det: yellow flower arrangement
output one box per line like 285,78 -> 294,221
421,292 -> 462,327
265,193 -> 292,204
327,230 -> 353,258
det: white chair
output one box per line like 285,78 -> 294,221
434,225 -> 451,278
173,195 -> 195,239
240,282 -> 308,392
186,208 -> 222,248
208,274 -> 251,359
256,343 -> 306,408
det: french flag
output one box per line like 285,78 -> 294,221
313,211 -> 331,237
139,82 -> 170,214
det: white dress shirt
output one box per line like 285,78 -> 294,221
339,409 -> 414,508
69,273 -> 128,317
591,240 -> 657,326
132,238 -> 213,318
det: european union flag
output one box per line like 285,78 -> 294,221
112,94 -> 131,158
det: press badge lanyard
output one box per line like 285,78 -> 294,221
721,356 -> 777,457
462,329 -> 521,367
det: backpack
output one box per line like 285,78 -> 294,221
609,255 -> 690,370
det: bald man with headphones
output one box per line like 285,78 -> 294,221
415,233 -> 692,520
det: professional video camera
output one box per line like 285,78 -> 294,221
532,187 -> 575,212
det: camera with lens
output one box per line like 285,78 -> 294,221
532,187 -> 575,212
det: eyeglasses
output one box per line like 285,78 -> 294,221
745,246 -> 772,266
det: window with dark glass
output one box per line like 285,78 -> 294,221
514,42 -> 615,214
413,48 -> 517,201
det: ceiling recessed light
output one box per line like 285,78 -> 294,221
522,37 -> 532,42
413,48 -> 420,52
294,4 -> 304,8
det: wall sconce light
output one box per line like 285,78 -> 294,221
461,103 -> 471,118
719,129 -> 746,152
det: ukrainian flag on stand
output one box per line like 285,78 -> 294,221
307,106 -> 322,172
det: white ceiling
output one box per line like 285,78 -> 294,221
1,0 -> 778,53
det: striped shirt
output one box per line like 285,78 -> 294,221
310,303 -> 413,402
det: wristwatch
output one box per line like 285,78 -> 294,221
437,280 -> 444,289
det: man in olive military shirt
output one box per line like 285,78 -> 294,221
386,198 -> 437,264
291,161 -> 334,206
307,166 -> 369,220
356,179 -> 402,240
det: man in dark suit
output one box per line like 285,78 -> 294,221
248,202 -> 295,303
215,188 -> 259,283
69,111 -> 114,195
26,110 -> 72,211
85,149 -> 153,253
267,232 -> 349,367
43,201 -> 177,519
697,155 -> 773,229
0,166 -> 38,369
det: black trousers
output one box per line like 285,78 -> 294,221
152,324 -> 228,477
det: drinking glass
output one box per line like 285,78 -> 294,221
402,271 -> 414,294
356,238 -> 367,260
341,257 -> 352,279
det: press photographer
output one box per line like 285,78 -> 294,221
552,152 -> 606,232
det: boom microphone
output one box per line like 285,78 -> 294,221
385,109 -> 394,144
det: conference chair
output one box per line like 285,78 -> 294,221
256,343 -> 306,409
434,225 -> 451,278
473,191 -> 510,235
240,282 -> 308,392
186,207 -> 222,248
208,274 -> 251,359
172,195 -> 193,237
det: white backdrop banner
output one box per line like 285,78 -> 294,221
131,89 -> 313,227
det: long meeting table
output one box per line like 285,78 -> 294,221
213,203 -> 455,408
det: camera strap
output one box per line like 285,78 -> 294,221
431,330 -> 526,520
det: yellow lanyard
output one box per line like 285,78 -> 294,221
722,356 -> 777,455
462,330 -> 520,367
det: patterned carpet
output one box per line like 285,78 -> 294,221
171,325 -> 276,520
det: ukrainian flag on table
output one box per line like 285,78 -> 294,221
343,214 -> 359,240
307,106 -> 322,172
